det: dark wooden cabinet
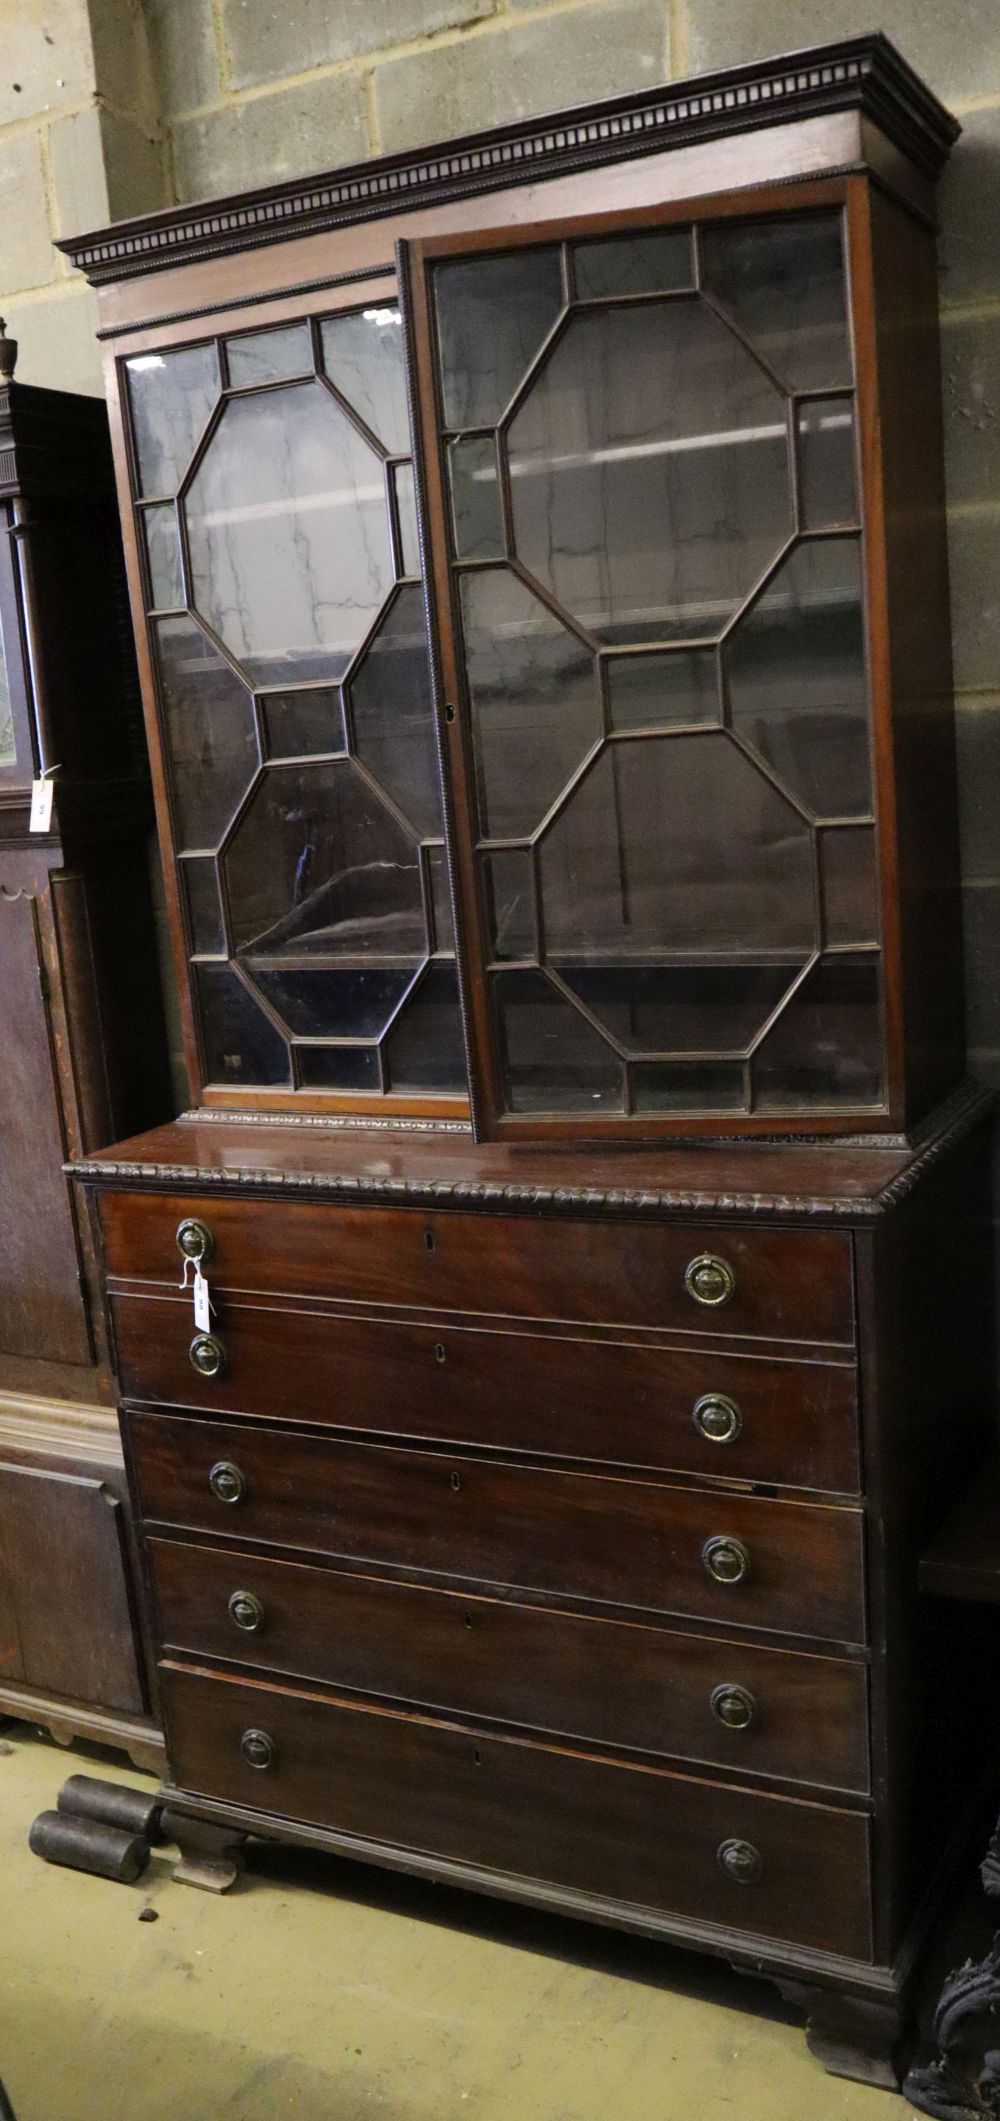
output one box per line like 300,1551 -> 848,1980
0,355 -> 166,1767
62,35 -> 994,2086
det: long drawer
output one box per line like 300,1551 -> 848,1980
150,1537 -> 871,1792
101,1192 -> 855,1347
114,1296 -> 860,1493
131,1413 -> 866,1641
160,1662 -> 874,1959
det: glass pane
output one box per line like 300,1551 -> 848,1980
435,248 -> 564,430
727,537 -> 871,821
492,968 -> 623,1113
226,324 -> 312,386
297,1045 -> 382,1091
573,227 -> 694,298
701,213 -> 852,392
349,583 -> 442,837
0,602 -> 13,765
798,398 -> 859,528
384,963 -> 467,1093
607,649 -> 719,732
320,307 -> 410,455
262,687 -> 344,759
223,757 -> 427,1008
449,437 -> 503,560
539,735 -> 815,965
507,298 -> 792,645
127,344 -> 218,498
142,504 -> 183,610
460,570 -> 600,838
250,965 -> 417,1040
428,844 -> 454,953
753,958 -> 883,1109
394,462 -> 420,577
632,1060 -> 745,1112
185,381 -> 394,688
820,825 -> 879,948
179,856 -> 226,955
558,964 -> 801,1057
195,962 -> 290,1087
484,847 -> 536,962
154,614 -> 259,852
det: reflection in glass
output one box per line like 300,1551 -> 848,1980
185,382 -> 394,687
435,248 -> 564,430
142,504 -> 183,610
297,1044 -> 382,1090
820,825 -> 879,947
0,603 -> 13,765
250,965 -> 417,1040
727,536 -> 871,821
320,307 -> 410,454
798,398 -> 859,528
384,964 -> 467,1092
154,613 -> 259,851
394,462 -> 420,576
460,570 -> 600,838
539,735 -> 815,963
195,961 -> 290,1086
179,855 -> 226,955
606,649 -> 719,731
484,848 -> 536,961
754,957 -> 883,1109
558,964 -> 801,1056
492,968 -> 623,1113
224,758 -> 426,972
701,213 -> 852,392
261,688 -> 344,759
427,844 -> 454,953
632,1060 -> 745,1112
449,437 -> 503,560
127,344 -> 218,498
226,324 -> 312,387
573,227 -> 694,298
507,299 -> 791,644
349,584 -> 442,837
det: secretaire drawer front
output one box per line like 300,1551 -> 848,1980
150,1539 -> 871,1792
113,1297 -> 860,1492
160,1664 -> 873,1959
131,1415 -> 865,1641
101,1193 -> 855,1346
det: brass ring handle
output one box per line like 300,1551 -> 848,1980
190,1332 -> 226,1379
717,1837 -> 763,1885
240,1728 -> 275,1771
702,1535 -> 750,1586
711,1683 -> 757,1731
228,1590 -> 264,1633
693,1393 -> 742,1445
176,1217 -> 214,1264
684,1253 -> 735,1307
209,1460 -> 245,1506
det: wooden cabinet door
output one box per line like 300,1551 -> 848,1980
0,1461 -> 145,1714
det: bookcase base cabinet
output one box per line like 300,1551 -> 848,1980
84,1088 -> 995,2089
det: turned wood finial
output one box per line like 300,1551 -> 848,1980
0,321 -> 18,381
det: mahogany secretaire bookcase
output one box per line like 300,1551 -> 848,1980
0,352 -> 166,1768
62,36 -> 997,2086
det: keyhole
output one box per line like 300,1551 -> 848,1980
450,1471 -> 462,1492
473,1749 -> 482,1766
444,703 -> 456,724
423,1229 -> 435,1253
434,1342 -> 446,1365
463,1612 -> 474,1630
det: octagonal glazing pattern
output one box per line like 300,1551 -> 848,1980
128,309 -> 463,1100
429,209 -> 884,1120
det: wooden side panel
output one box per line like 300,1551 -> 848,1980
0,1461 -> 145,1713
0,873 -> 91,1366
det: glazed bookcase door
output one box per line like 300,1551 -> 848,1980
403,186 -> 893,1139
120,299 -> 467,1112
0,508 -> 36,794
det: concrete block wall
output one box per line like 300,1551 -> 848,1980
1,0 -> 997,1100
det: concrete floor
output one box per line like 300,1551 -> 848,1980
0,1728 -> 913,2121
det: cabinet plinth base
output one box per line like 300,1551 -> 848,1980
777,1978 -> 910,2089
160,1808 -> 246,1893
